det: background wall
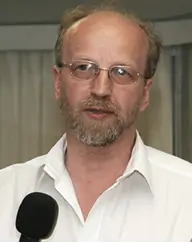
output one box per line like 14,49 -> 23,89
1,0 -> 192,24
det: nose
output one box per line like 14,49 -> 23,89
90,69 -> 113,97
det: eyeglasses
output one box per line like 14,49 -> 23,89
57,60 -> 145,86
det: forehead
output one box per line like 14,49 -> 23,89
63,11 -> 149,65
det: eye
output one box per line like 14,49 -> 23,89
117,67 -> 133,77
115,67 -> 133,77
74,63 -> 92,72
110,66 -> 139,85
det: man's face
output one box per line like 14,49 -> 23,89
53,12 -> 152,146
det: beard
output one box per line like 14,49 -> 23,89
59,86 -> 140,147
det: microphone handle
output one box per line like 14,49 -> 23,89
19,234 -> 40,242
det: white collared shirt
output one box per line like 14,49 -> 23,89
1,133 -> 192,241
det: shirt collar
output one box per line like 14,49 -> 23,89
43,131 -> 153,194
117,131 -> 154,194
43,134 -> 67,183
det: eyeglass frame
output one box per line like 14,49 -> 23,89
57,60 -> 147,85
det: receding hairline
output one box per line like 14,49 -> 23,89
64,9 -> 147,39
63,9 -> 149,54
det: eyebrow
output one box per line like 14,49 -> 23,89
71,57 -> 98,63
71,58 -> 136,67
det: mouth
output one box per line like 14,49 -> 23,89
84,107 -> 115,118
85,107 -> 114,113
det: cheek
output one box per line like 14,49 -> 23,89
112,86 -> 143,114
62,77 -> 91,108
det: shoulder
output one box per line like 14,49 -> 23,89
146,145 -> 192,177
0,135 -> 65,196
0,155 -> 47,196
0,154 -> 46,175
146,146 -> 192,198
146,147 -> 192,229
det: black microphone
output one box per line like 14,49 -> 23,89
16,192 -> 59,242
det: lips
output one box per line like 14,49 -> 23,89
84,107 -> 114,114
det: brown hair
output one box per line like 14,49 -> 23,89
54,3 -> 163,79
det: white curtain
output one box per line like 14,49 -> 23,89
0,50 -> 172,169
0,51 -> 62,169
187,47 -> 192,162
137,49 -> 173,154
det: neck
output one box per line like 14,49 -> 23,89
65,127 -> 136,182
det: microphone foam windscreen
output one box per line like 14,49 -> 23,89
16,192 -> 58,240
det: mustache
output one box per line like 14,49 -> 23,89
80,96 -> 119,115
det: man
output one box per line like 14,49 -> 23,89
1,4 -> 192,242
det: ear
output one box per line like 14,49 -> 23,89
53,66 -> 61,100
140,79 -> 153,112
